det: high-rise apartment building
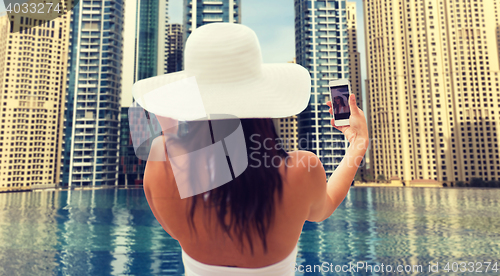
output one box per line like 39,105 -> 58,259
364,0 -> 500,184
134,0 -> 169,79
273,116 -> 299,152
183,0 -> 241,44
61,0 -> 125,186
119,0 -> 169,185
119,103 -> 148,185
167,23 -> 183,73
295,0 -> 361,176
346,2 -> 362,110
0,12 -> 71,189
346,2 -> 366,180
272,59 -> 301,152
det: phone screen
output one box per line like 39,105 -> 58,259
330,85 -> 350,120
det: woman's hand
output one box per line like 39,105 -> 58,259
326,94 -> 369,149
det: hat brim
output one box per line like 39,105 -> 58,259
132,63 -> 311,120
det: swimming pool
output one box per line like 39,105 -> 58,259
0,187 -> 499,275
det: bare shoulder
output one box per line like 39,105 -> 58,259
283,150 -> 326,189
285,150 -> 323,172
285,151 -> 330,222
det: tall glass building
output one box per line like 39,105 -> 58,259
61,0 -> 124,186
134,0 -> 169,80
295,0 -> 355,177
118,0 -> 169,186
183,0 -> 241,44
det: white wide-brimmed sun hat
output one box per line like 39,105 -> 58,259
132,23 -> 311,120
330,89 -> 349,106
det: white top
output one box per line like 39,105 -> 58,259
182,246 -> 298,276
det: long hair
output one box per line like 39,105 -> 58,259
333,96 -> 346,112
167,118 -> 289,254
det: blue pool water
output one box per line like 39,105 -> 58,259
0,187 -> 499,275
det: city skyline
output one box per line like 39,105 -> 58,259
1,0 -> 498,187
0,0 -> 367,82
120,0 -> 369,111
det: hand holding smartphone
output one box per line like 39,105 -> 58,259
326,79 -> 369,148
329,79 -> 351,126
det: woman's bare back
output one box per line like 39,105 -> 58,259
143,136 -> 323,268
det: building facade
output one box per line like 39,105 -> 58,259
167,23 -> 184,73
119,104 -> 150,186
119,0 -> 169,185
272,59 -> 301,152
134,0 -> 169,79
346,1 -> 367,180
346,2 -> 362,111
0,11 -> 71,188
273,116 -> 299,152
183,0 -> 241,44
364,0 -> 500,183
295,0 -> 362,177
61,0 -> 124,186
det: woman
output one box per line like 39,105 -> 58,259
333,95 -> 349,114
133,23 -> 369,275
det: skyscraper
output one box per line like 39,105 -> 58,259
134,0 -> 169,80
346,1 -> 366,180
273,59 -> 300,152
183,0 -> 241,44
346,2 -> 362,111
273,116 -> 299,152
364,0 -> 500,184
61,0 -> 125,186
0,11 -> 71,189
119,0 -> 169,186
167,23 -> 183,73
294,0 -> 361,176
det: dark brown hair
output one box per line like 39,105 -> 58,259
171,118 -> 289,254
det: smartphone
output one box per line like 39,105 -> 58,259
329,79 -> 351,126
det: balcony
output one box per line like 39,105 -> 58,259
203,9 -> 223,13
203,0 -> 223,4
73,169 -> 93,174
202,18 -> 223,23
74,137 -> 95,143
78,83 -> 98,89
72,177 -> 92,181
71,161 -> 93,166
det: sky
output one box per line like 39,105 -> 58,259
0,0 -> 5,17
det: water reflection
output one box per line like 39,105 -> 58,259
0,188 -> 499,275
0,189 -> 183,275
295,188 -> 500,275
